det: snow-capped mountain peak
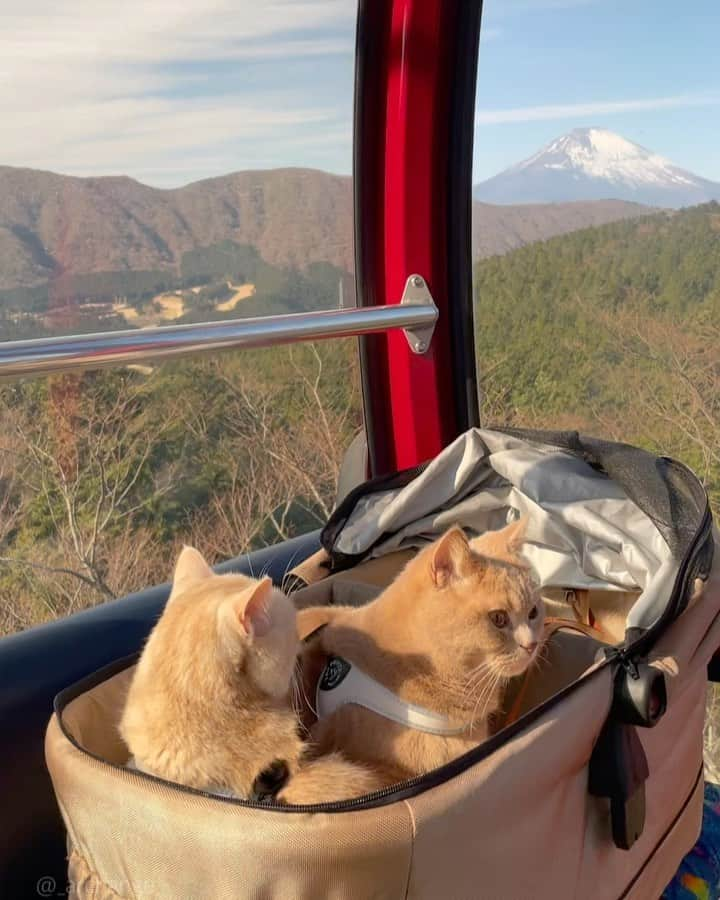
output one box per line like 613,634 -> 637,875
516,128 -> 694,188
474,127 -> 720,208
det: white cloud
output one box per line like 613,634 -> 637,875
475,92 -> 720,125
3,1 -> 356,64
1,0 -> 356,184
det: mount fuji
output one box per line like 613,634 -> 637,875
474,128 -> 720,208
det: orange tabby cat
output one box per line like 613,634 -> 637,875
299,519 -> 544,785
120,546 -> 383,804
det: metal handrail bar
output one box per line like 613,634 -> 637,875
0,299 -> 437,381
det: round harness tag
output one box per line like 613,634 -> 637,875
319,656 -> 352,691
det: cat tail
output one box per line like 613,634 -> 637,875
277,753 -> 388,805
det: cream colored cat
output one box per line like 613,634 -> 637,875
299,520 -> 544,786
120,547 -> 383,804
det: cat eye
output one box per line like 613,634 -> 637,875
528,605 -> 539,620
489,610 -> 509,629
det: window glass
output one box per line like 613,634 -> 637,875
0,2 -> 362,635
1,1 -> 356,341
472,0 -> 719,766
473,0 -> 718,507
0,341 -> 362,634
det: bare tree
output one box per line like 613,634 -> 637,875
585,306 -> 720,505
0,521 -> 175,636
0,344 -> 362,635
273,344 -> 360,521
0,373 -> 178,604
0,430 -> 22,548
185,448 -> 294,561
203,343 -> 361,541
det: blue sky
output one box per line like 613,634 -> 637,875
474,0 -> 720,182
3,0 -> 718,186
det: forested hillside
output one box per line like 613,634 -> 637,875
0,249 -> 352,342
474,202 -> 720,507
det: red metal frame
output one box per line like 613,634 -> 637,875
354,0 -> 481,476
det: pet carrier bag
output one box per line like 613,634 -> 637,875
45,428 -> 720,900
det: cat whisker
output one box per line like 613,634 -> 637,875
465,655 -> 514,690
245,552 -> 255,578
289,667 -> 312,738
463,660 -> 505,689
292,658 -> 318,722
281,549 -> 302,589
535,643 -> 551,669
436,678 -> 475,704
469,670 -> 504,732
465,659 -> 495,677
471,666 -> 504,703
463,671 -> 493,692
464,667 -> 501,696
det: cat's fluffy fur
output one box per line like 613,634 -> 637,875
299,520 -> 544,785
120,547 -> 383,804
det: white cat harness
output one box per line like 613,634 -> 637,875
316,656 -> 469,737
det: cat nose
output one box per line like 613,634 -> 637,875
520,641 -> 538,655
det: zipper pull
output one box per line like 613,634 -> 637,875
611,650 -> 667,728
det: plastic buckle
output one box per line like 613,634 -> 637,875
613,655 -> 667,728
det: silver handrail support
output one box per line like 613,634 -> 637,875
0,275 -> 438,381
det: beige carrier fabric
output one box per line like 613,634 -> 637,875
46,538 -> 720,899
290,549 -> 415,603
291,551 -> 411,638
48,687 -> 415,900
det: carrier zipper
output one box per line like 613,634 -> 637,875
624,499 -> 713,661
602,496 -> 712,728
57,653 -> 611,815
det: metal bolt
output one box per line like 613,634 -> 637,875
415,340 -> 427,353
412,275 -> 423,288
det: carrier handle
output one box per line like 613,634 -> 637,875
589,717 -> 649,851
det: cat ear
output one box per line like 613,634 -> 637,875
170,545 -> 212,601
430,526 -> 472,588
239,577 -> 274,638
498,517 -> 528,555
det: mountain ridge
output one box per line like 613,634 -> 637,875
474,128 -> 720,208
0,164 -> 660,303
0,165 -> 355,292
